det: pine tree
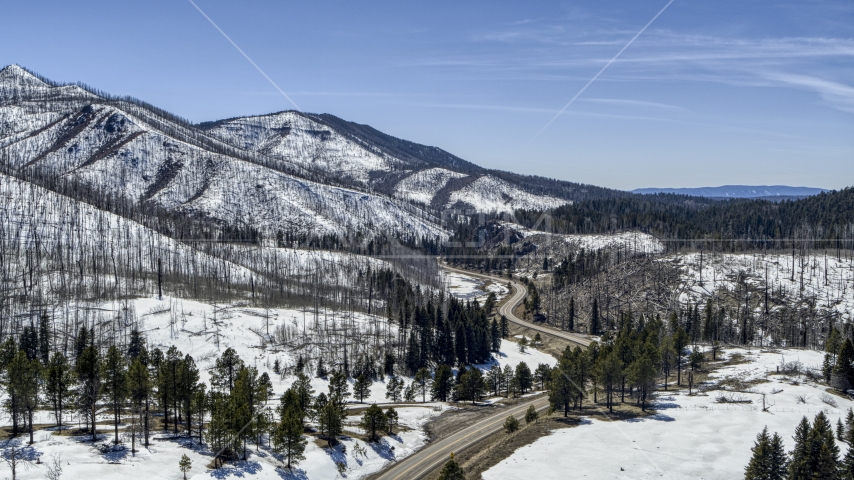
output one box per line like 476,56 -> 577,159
500,315 -> 509,338
503,414 -> 519,433
431,365 -> 454,402
103,345 -> 128,444
45,352 -> 74,427
38,312 -> 50,365
354,374 -> 371,403
210,347 -> 244,394
525,405 -> 538,424
789,416 -> 812,479
76,344 -> 102,441
515,362 -> 533,394
317,400 -> 343,447
179,454 -> 192,480
316,357 -> 328,378
180,355 -> 201,436
386,376 -> 403,402
127,329 -> 144,360
414,368 -> 431,402
385,407 -> 399,435
360,404 -> 388,442
438,453 -> 466,480
591,299 -> 600,335
490,319 -> 501,352
842,420 -> 854,480
127,356 -> 150,452
744,427 -> 771,480
811,411 -> 840,479
272,409 -> 306,469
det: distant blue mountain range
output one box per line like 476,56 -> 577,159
632,185 -> 828,198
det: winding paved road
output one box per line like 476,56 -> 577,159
372,395 -> 551,480
370,264 -> 590,480
442,264 -> 592,347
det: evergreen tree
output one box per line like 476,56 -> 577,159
354,374 -> 372,403
180,355 -> 201,436
842,419 -> 854,480
386,376 -> 404,402
44,352 -> 74,427
811,411 -> 840,479
490,319 -> 501,352
38,312 -> 50,365
789,416 -> 812,479
597,352 -> 623,412
534,363 -> 552,391
74,326 -> 89,363
127,357 -> 151,451
414,368 -> 431,402
503,414 -> 519,433
745,426 -> 787,480
127,329 -> 144,361
591,299 -> 600,335
179,454 -> 192,480
431,365 -> 454,402
316,357 -> 328,378
500,315 -> 509,338
438,453 -> 466,480
272,409 -> 306,469
515,362 -> 532,394
316,400 -> 343,447
76,344 -> 102,441
360,404 -> 388,442
385,407 -> 399,435
103,345 -> 128,444
456,368 -> 485,404
210,347 -> 244,394
525,405 -> 539,424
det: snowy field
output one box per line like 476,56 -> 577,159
484,348 -> 851,480
3,292 -> 555,479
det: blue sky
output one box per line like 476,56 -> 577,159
2,0 -> 852,190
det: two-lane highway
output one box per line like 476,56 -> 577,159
443,263 -> 592,347
372,395 -> 551,480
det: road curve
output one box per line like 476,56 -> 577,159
372,395 -> 551,480
442,264 -> 593,347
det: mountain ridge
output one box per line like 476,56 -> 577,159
633,185 -> 828,198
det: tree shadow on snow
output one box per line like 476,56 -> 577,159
0,437 -> 41,462
366,437 -> 396,461
208,459 -> 264,478
324,442 -> 348,475
275,465 -> 309,480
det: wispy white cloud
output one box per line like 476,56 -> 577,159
763,73 -> 854,113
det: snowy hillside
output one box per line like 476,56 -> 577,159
202,110 -> 403,186
393,167 -> 466,205
0,65 -> 445,240
675,252 -> 854,323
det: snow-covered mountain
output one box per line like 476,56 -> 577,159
633,185 -> 828,198
201,109 -> 568,212
0,64 -> 578,244
0,65 -> 446,241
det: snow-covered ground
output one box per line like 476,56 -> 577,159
2,292 -> 558,479
675,252 -> 854,322
483,348 -> 850,480
498,221 -> 664,255
447,176 -> 567,214
393,167 -> 466,205
442,271 -> 509,303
